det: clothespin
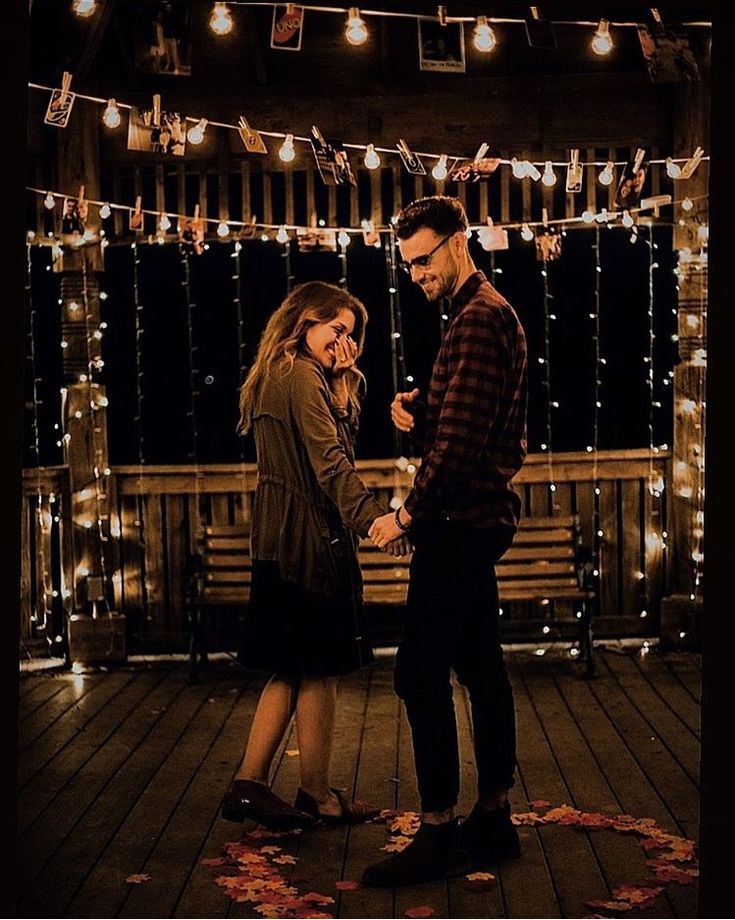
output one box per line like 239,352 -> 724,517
679,146 -> 705,179
238,115 -> 267,154
437,5 -> 447,26
529,6 -> 540,19
152,93 -> 161,127
640,193 -> 672,218
650,8 -> 663,28
396,138 -> 425,174
633,148 -> 646,172
133,195 -> 142,217
311,125 -> 326,147
473,142 -> 489,163
59,71 -> 73,108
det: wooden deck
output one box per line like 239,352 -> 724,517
16,647 -> 700,919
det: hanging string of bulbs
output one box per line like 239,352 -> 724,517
71,1 -> 711,59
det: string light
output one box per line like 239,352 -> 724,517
540,240 -> 557,505
681,196 -> 694,212
432,154 -> 448,181
209,2 -> 233,35
338,229 -> 351,247
666,157 -> 682,179
102,99 -> 121,129
364,143 -> 381,169
520,222 -> 534,242
599,161 -> 615,186
217,220 -> 230,237
591,19 -> 613,55
621,209 -> 634,228
44,191 -> 55,210
72,0 -> 96,17
345,7 -> 368,46
473,15 -> 497,52
158,212 -> 171,232
187,118 -> 208,145
276,224 -> 289,244
279,133 -> 295,162
542,161 -> 557,187
511,157 -> 527,179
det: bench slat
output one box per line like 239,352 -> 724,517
201,587 -> 250,603
205,537 -> 250,551
205,571 -> 251,584
512,529 -> 576,545
497,562 -> 575,578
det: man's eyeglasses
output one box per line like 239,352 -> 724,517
398,233 -> 453,275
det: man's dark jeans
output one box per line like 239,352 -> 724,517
394,521 -> 516,813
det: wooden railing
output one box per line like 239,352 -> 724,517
20,450 -> 671,651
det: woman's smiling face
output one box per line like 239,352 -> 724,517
305,307 -> 356,371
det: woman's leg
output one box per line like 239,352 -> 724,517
295,676 -> 342,816
235,674 -> 301,783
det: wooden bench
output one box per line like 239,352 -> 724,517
187,515 -> 597,681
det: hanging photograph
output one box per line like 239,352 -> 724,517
418,19 -> 466,72
296,227 -> 337,252
310,128 -> 356,187
449,157 -> 501,182
127,107 -> 187,156
270,4 -> 304,51
134,0 -> 192,76
44,88 -> 75,128
535,229 -> 563,261
60,197 -> 86,235
524,14 -> 557,48
179,215 -> 205,255
477,225 -> 509,251
614,158 -> 649,209
637,25 -> 701,82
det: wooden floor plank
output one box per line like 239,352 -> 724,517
591,652 -> 700,840
18,672 -> 68,717
518,656 -> 675,918
17,668 -> 184,907
17,669 -> 170,835
18,670 -> 140,786
634,651 -> 701,737
603,650 -> 700,784
661,651 -> 702,704
117,667 -> 267,919
20,672 -> 207,918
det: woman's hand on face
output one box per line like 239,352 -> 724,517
332,335 -> 358,376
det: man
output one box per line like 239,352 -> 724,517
363,196 -> 528,887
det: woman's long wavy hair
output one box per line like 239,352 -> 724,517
237,281 -> 369,435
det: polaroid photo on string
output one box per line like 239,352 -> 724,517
535,228 -> 563,262
127,107 -> 187,156
271,4 -> 304,50
61,197 -> 85,235
129,197 -> 144,234
418,18 -> 465,73
310,126 -> 356,187
565,149 -> 583,193
615,150 -> 648,210
179,207 -> 205,255
637,24 -> 701,82
450,157 -> 501,183
478,221 -> 509,251
44,73 -> 75,128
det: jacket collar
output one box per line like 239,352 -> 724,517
449,270 -> 487,316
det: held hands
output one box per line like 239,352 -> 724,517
369,509 -> 412,552
332,335 -> 358,376
391,388 -> 420,432
384,536 -> 412,557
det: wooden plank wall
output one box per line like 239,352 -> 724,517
21,450 -> 670,649
30,148 -> 664,236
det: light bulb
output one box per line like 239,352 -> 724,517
338,229 -> 351,247
102,98 -> 121,129
364,144 -> 381,169
187,119 -> 207,145
511,158 -> 527,179
73,0 -> 96,17
666,157 -> 682,179
217,220 -> 230,237
276,225 -> 289,244
582,210 -> 595,223
520,223 -> 534,242
210,3 -> 233,35
345,7 -> 368,46
279,134 -> 295,162
432,154 -> 448,181
621,210 -> 634,228
599,161 -> 614,186
591,19 -> 613,55
159,213 -> 171,232
44,191 -> 55,210
542,161 -> 556,187
99,202 -> 111,219
681,196 -> 694,211
473,16 -> 497,52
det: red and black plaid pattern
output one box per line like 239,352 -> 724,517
404,271 -> 528,529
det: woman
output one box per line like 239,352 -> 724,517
222,281 -> 408,828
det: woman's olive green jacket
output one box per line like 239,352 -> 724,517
249,353 -> 386,600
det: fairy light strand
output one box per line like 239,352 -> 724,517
180,246 -> 205,538
25,239 -> 55,648
591,226 -> 603,609
540,254 -> 556,504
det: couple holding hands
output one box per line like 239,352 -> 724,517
222,195 -> 528,887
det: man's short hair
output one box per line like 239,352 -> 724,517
395,196 -> 468,240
